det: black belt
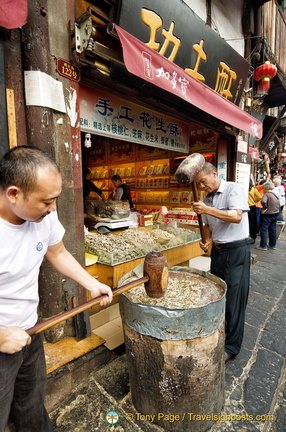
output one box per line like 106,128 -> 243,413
213,238 -> 250,249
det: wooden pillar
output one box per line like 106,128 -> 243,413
0,41 -> 9,157
21,0 -> 85,341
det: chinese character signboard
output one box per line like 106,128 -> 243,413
117,0 -> 249,106
79,85 -> 189,153
235,152 -> 251,196
217,139 -> 228,181
189,123 -> 218,153
248,101 -> 269,145
114,25 -> 262,138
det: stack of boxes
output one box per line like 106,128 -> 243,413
166,208 -> 199,226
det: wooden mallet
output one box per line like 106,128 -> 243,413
175,153 -> 207,243
27,252 -> 168,336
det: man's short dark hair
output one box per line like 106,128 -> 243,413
0,145 -> 60,194
111,174 -> 122,182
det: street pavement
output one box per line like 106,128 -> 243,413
50,229 -> 286,432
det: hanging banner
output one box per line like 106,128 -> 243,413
118,0 -> 249,106
0,0 -> 28,29
79,85 -> 189,153
114,24 -> 263,139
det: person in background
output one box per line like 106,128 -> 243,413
255,180 -> 266,234
83,167 -> 104,212
272,177 -> 285,221
248,179 -> 262,241
110,174 -> 134,210
192,163 -> 250,363
255,181 -> 280,251
0,146 -> 113,432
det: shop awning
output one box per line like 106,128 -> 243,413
114,24 -> 263,139
0,0 -> 28,29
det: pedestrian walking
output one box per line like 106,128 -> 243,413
192,162 -> 250,362
256,181 -> 280,251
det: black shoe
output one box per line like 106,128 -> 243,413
224,352 -> 235,362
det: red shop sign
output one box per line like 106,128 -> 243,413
56,58 -> 81,82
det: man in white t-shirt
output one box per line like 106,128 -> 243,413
0,146 -> 113,431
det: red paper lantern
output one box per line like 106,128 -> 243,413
254,61 -> 277,94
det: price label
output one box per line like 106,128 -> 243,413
56,58 -> 80,82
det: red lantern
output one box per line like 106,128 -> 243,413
254,61 -> 277,94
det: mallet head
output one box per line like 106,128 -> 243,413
143,251 -> 168,298
175,153 -> 206,186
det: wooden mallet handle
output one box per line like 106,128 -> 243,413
175,153 -> 207,244
26,276 -> 148,336
27,252 -> 169,336
191,181 -> 207,244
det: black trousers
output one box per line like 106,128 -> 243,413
211,243 -> 251,357
248,205 -> 258,239
0,332 -> 53,432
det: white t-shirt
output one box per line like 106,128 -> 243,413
0,211 -> 65,330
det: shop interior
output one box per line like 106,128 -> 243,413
80,129 -> 233,349
81,131 -> 216,229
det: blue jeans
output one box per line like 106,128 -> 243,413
0,333 -> 53,432
260,213 -> 279,248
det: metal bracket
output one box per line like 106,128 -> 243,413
75,11 -> 93,53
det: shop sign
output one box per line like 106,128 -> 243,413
248,101 -> 269,145
79,85 -> 189,153
248,147 -> 260,159
236,151 -> 252,164
217,139 -> 228,181
237,138 -> 248,153
235,161 -> 251,196
114,25 -> 262,139
235,151 -> 251,196
264,137 -> 279,156
189,123 -> 217,153
118,0 -> 249,106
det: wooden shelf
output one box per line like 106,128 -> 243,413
87,157 -> 206,209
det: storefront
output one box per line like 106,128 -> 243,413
69,0 -> 264,346
74,0 -> 262,207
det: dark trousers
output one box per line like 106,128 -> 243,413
260,213 -> 278,248
248,205 -> 258,239
0,333 -> 53,432
256,207 -> 262,233
211,243 -> 251,357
